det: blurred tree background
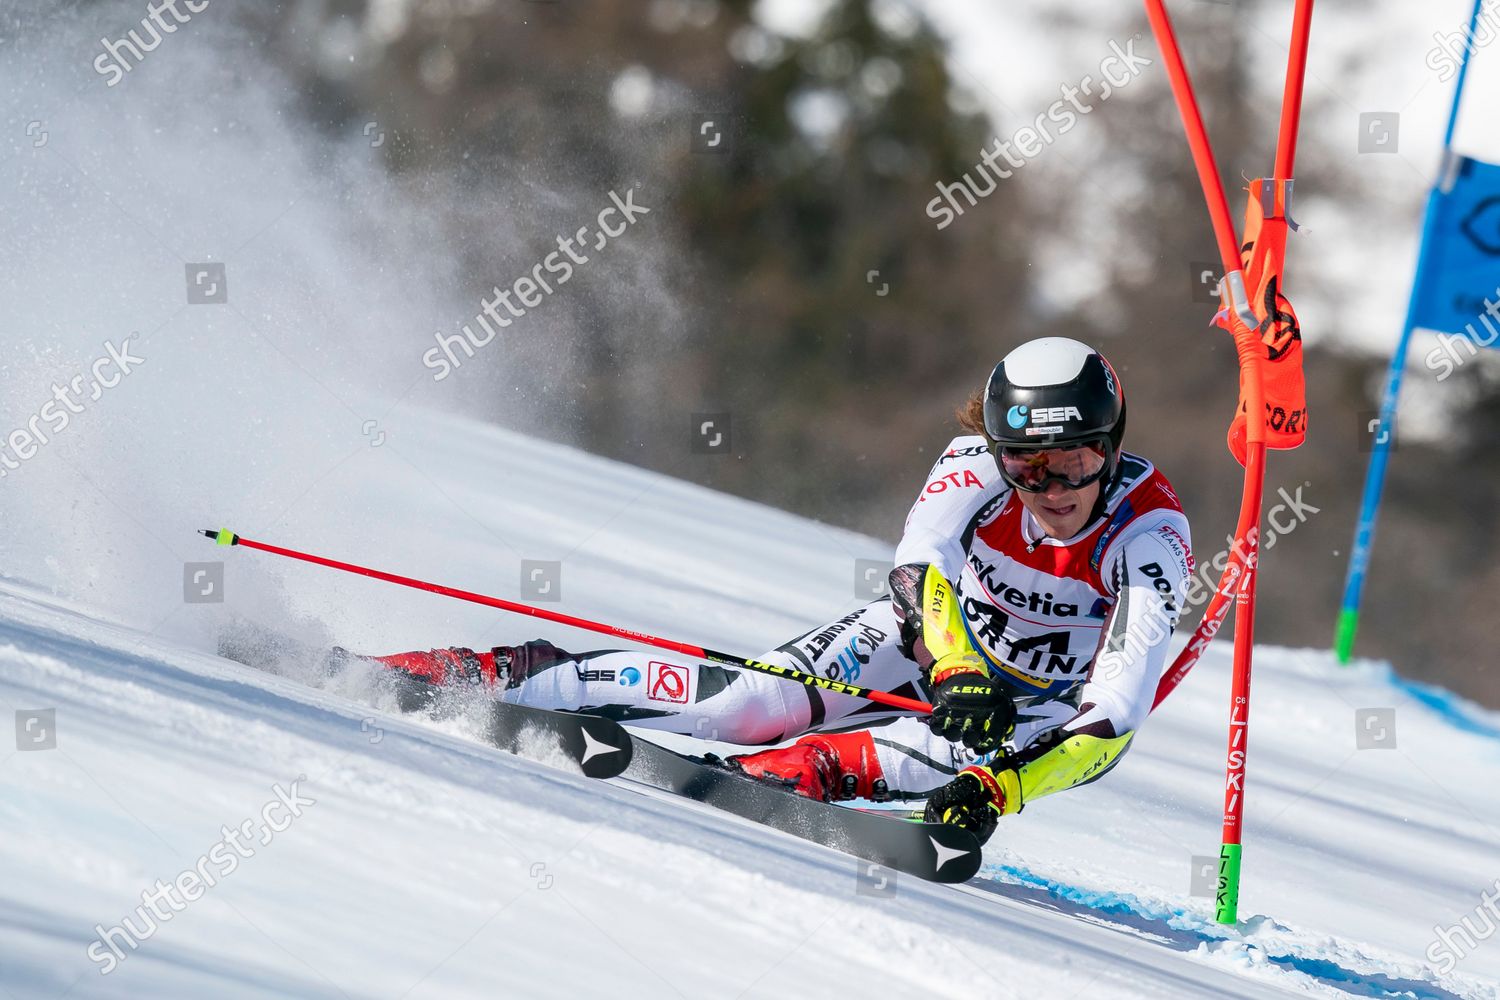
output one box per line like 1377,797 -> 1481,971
248,0 -> 1497,705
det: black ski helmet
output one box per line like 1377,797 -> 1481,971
982,337 -> 1127,488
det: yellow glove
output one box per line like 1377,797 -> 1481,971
927,654 -> 1015,753
923,761 -> 1022,843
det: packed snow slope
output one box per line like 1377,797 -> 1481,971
2,409 -> 1498,1000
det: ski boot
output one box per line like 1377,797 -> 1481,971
711,730 -> 890,803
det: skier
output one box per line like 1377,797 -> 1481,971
363,338 -> 1193,841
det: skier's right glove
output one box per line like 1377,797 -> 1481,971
923,761 -> 1022,843
927,653 -> 1015,754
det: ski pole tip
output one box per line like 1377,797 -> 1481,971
200,528 -> 239,546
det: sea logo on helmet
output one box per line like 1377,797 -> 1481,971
618,666 -> 641,687
1029,406 -> 1082,424
1021,405 -> 1082,436
1007,404 -> 1081,434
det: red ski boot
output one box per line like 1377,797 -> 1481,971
353,639 -> 574,691
365,646 -> 499,687
725,730 -> 889,803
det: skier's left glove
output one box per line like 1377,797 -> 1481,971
927,653 -> 1015,754
923,761 -> 1022,843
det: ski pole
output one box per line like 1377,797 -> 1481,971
1142,0 -> 1293,926
200,528 -> 935,714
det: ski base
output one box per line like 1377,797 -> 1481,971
621,736 -> 983,884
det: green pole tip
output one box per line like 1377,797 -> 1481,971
1214,843 -> 1242,925
1334,608 -> 1359,665
200,528 -> 237,546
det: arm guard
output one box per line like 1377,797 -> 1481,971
969,729 -> 1135,819
888,562 -> 987,686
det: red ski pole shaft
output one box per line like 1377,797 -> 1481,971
1142,0 -> 1241,275
1216,320 -> 1269,926
1152,480 -> 1260,709
1213,0 -> 1317,903
200,529 -> 934,714
1142,0 -> 1260,334
1142,0 -> 1290,924
1275,0 -> 1315,180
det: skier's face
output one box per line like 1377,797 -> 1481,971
1016,477 -> 1100,540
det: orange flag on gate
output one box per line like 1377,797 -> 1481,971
1219,178 -> 1308,466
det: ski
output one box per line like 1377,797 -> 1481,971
376,667 -> 635,779
214,620 -> 965,867
484,702 -> 633,779
621,736 -> 983,884
214,621 -> 631,778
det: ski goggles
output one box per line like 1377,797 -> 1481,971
992,440 -> 1110,493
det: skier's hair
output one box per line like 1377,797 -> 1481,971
956,389 -> 986,436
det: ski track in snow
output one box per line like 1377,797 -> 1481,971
2,418 -> 1498,1000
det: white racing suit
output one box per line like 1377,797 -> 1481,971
492,436 -> 1193,801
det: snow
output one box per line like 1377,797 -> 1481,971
3,409 -> 1498,999
3,7 -> 1499,992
